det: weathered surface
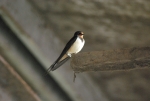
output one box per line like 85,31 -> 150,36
28,0 -> 150,51
1,0 -> 150,101
0,55 -> 41,101
71,47 -> 150,72
0,15 -> 72,101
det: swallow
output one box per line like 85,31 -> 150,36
47,31 -> 85,72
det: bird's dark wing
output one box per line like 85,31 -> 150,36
47,36 -> 77,71
50,56 -> 71,71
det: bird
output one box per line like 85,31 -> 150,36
47,31 -> 85,72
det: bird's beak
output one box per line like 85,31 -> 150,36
80,32 -> 84,36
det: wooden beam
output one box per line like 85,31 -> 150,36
71,47 -> 150,72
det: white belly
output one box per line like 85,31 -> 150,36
68,37 -> 85,54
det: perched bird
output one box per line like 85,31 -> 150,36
47,31 -> 85,72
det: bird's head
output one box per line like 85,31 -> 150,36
74,31 -> 84,39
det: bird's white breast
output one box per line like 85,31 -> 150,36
68,37 -> 85,54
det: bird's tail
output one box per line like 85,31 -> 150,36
51,57 -> 71,71
46,56 -> 71,73
47,62 -> 56,72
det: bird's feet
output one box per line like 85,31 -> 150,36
67,53 -> 72,57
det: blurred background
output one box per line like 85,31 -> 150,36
0,0 -> 150,101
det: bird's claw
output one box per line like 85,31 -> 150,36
67,53 -> 71,57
